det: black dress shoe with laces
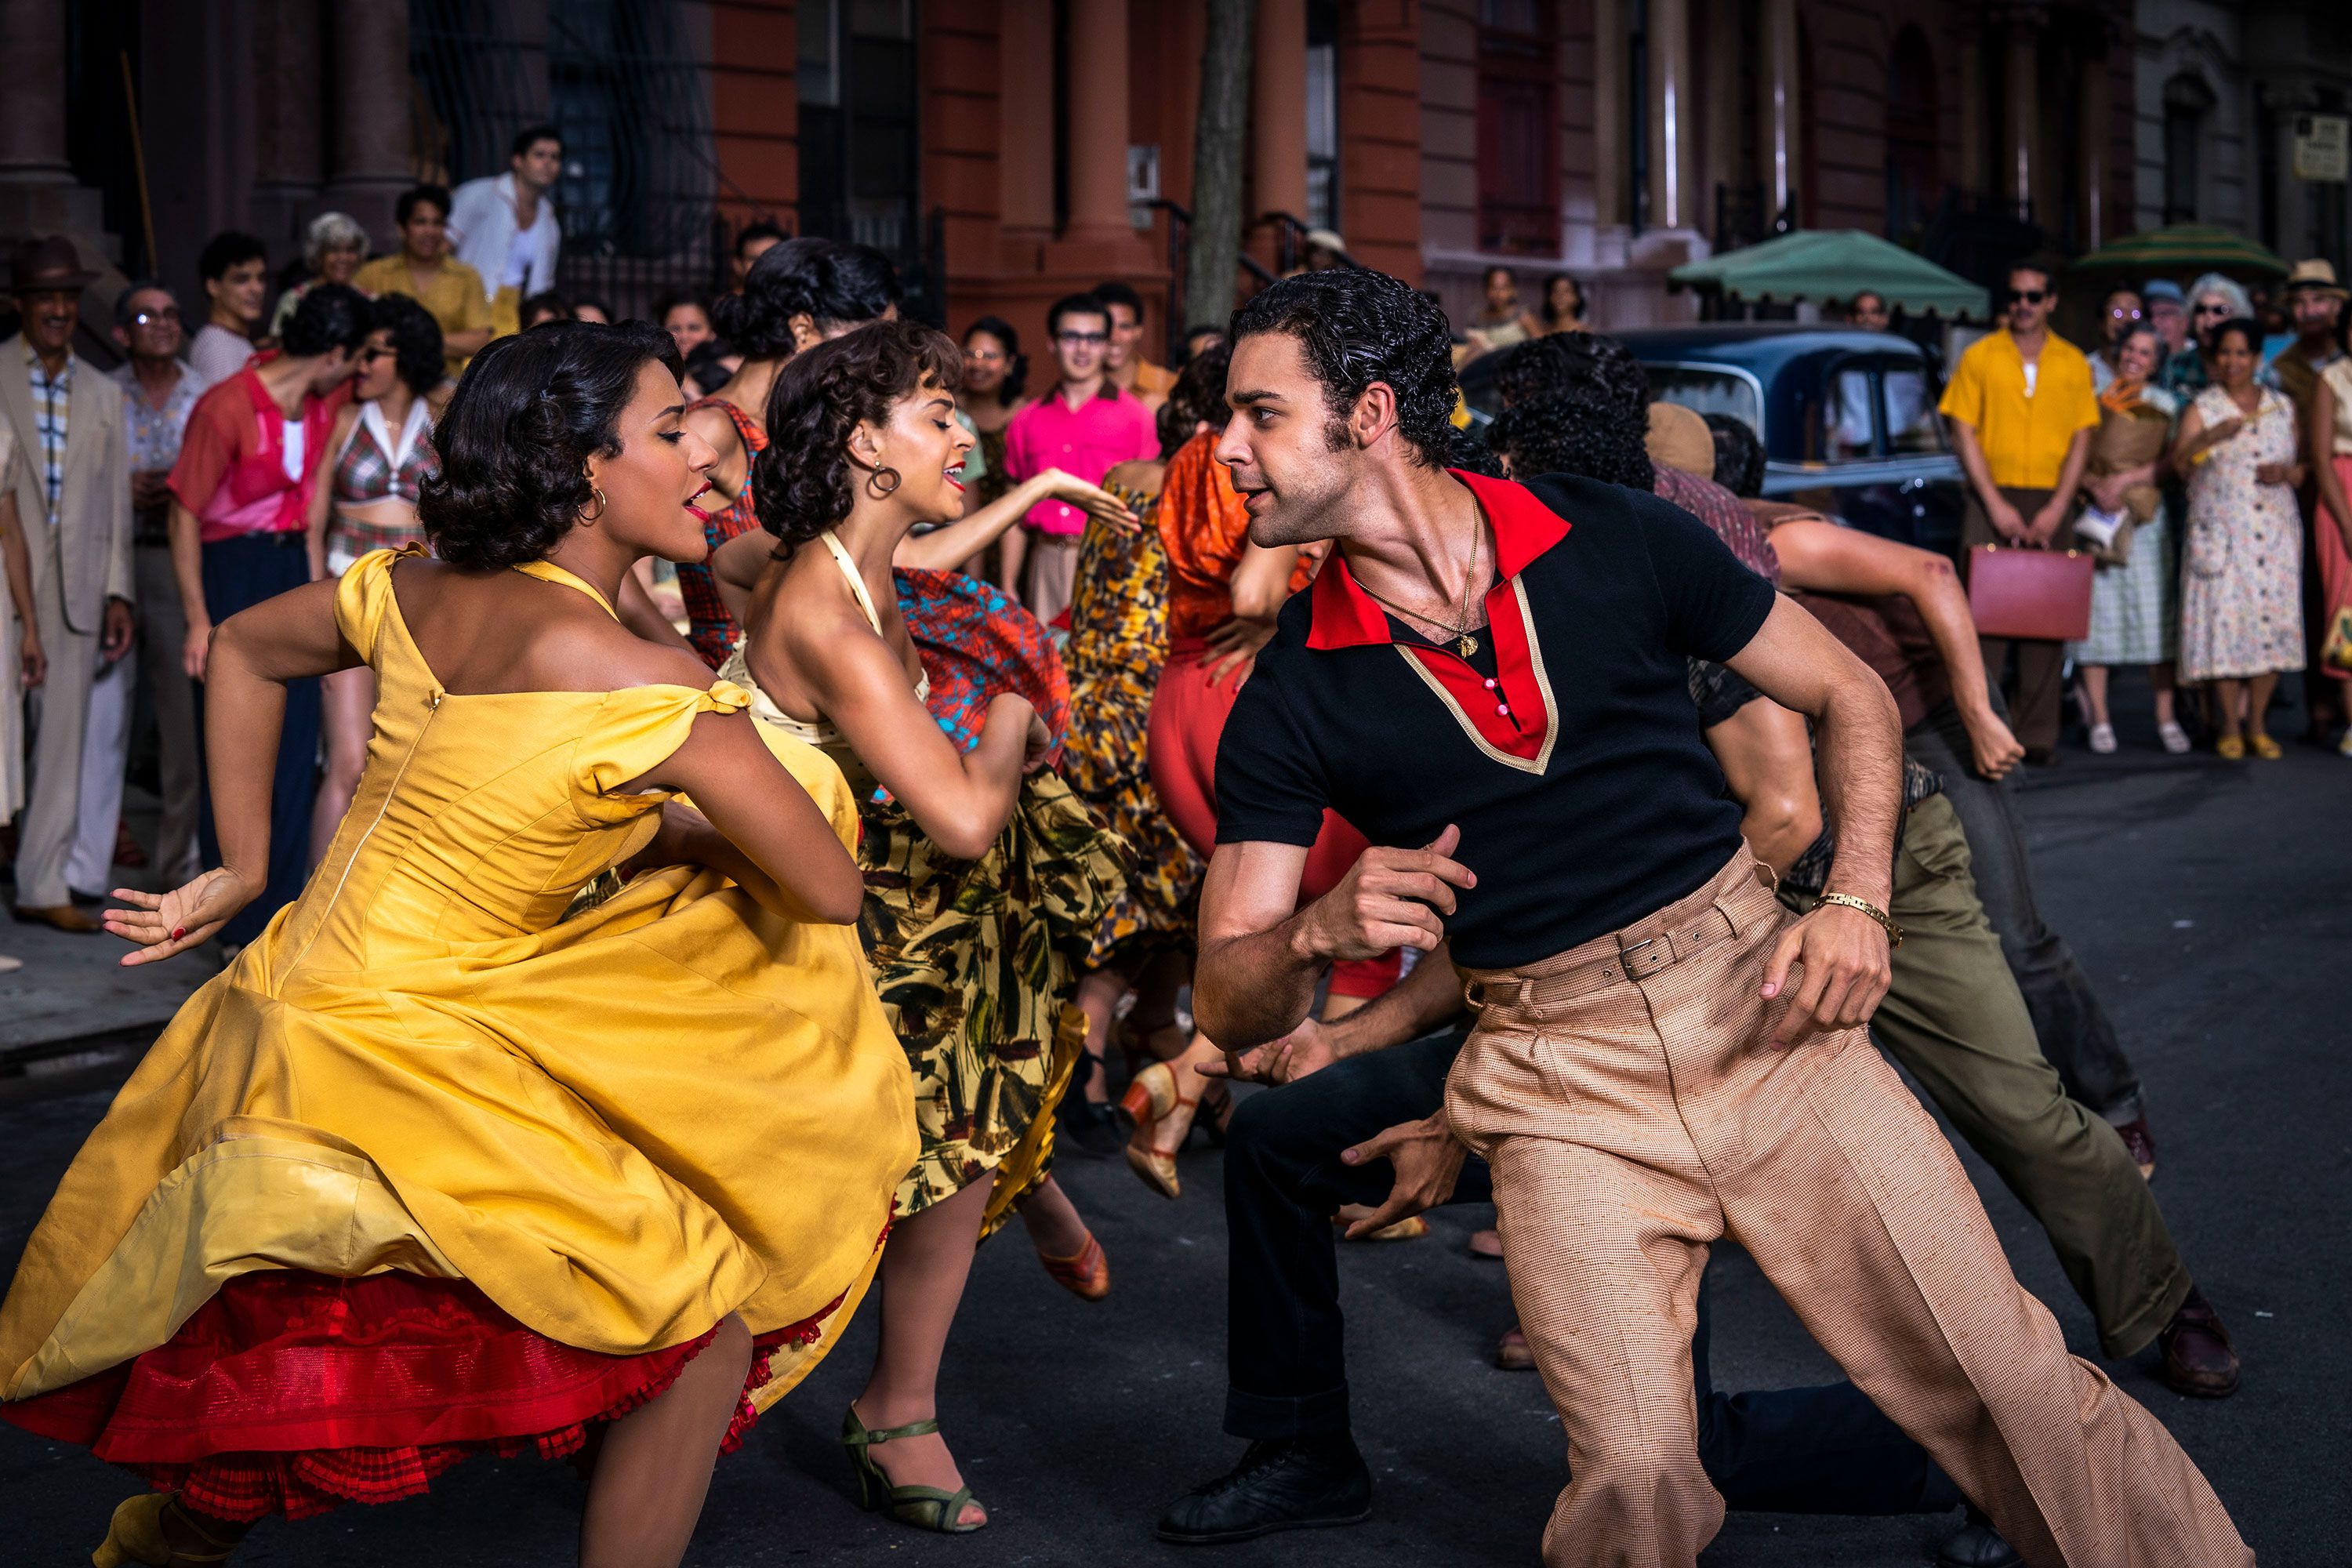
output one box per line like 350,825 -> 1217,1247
1938,1504 -> 2024,1567
1156,1435 -> 1373,1544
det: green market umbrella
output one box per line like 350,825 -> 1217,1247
1669,229 -> 1990,317
2067,223 -> 2289,281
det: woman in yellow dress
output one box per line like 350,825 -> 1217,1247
709,319 -> 1127,1535
0,321 -> 916,1567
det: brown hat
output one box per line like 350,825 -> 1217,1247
1646,401 -> 1715,481
2284,259 -> 2349,301
9,236 -> 96,296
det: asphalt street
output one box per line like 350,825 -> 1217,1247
2,689 -> 2345,1566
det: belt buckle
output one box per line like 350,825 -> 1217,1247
1619,935 -> 1669,978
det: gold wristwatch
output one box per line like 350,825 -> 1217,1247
1816,891 -> 1903,948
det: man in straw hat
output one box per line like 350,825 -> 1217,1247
2272,259 -> 2351,735
1,238 -> 132,934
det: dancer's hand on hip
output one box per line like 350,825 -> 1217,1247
1338,1112 -> 1465,1237
1298,826 -> 1475,960
1761,902 -> 1893,1045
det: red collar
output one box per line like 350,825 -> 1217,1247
1306,470 -> 1571,650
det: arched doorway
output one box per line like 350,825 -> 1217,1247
1885,26 -> 1940,243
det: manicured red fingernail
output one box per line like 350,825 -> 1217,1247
171,927 -> 186,940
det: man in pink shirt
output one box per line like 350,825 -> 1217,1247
1000,292 -> 1157,620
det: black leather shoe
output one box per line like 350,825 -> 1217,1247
1056,1094 -> 1126,1158
1156,1436 -> 1373,1544
1938,1505 -> 2024,1567
2155,1286 -> 2240,1398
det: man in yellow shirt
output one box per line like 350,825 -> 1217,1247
1940,261 -> 2100,760
353,185 -> 494,381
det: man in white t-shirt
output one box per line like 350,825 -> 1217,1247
449,125 -> 564,314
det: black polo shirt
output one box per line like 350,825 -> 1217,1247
1214,470 -> 1776,969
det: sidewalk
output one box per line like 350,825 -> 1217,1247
1,786 -> 213,1100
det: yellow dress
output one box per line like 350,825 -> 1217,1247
0,548 -> 916,1415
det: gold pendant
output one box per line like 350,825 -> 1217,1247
1457,634 -> 1479,659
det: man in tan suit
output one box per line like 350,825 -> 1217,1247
3,238 -> 132,931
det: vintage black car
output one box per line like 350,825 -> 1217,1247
1461,324 -> 1966,557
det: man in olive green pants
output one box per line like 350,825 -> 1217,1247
1690,655 -> 2234,1396
1779,792 -> 2185,1357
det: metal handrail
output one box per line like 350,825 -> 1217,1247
1149,198 -> 1280,361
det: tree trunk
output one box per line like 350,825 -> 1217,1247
1186,0 -> 1258,333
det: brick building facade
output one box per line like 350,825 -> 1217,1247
3,1 -> 2346,357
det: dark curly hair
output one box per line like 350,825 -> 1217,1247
1446,423 -> 1506,480
419,320 -> 682,569
1486,387 -> 1653,491
711,236 -> 900,361
1229,269 -> 1457,466
1489,330 -> 1650,413
1157,340 -> 1230,457
752,318 -> 963,558
281,282 -> 372,360
368,292 -> 445,397
1702,412 -> 1766,499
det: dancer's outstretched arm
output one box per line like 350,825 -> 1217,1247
107,577 -> 358,963
891,468 -> 1135,573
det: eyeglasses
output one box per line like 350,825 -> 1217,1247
2107,307 -> 2143,321
964,346 -> 1005,362
2008,289 -> 2049,305
1055,331 -> 1108,347
2193,303 -> 2231,317
130,307 -> 180,326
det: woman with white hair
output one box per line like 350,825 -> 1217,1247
267,212 -> 371,338
2157,271 -> 2255,399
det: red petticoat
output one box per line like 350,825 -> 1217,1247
2,1270 -> 839,1522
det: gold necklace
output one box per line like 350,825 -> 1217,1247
1357,524 -> 1488,659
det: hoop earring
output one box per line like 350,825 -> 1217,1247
869,466 -> 902,497
581,485 -> 607,523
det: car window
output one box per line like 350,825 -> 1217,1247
1882,367 -> 1946,455
1825,368 -> 1877,459
1807,356 -> 1949,462
1647,366 -> 1762,435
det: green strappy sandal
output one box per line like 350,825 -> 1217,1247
840,1404 -> 986,1534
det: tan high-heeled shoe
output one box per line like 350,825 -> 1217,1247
1120,1060 -> 1197,1199
93,1494 -> 239,1567
1036,1232 -> 1111,1300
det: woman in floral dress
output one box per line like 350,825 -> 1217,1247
2172,316 -> 2306,758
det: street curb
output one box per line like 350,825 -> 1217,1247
0,1024 -> 157,1105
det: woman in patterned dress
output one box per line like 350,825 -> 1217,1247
1056,355 -> 1234,1152
2172,316 -> 2306,758
711,320 -> 1127,1535
2071,323 -> 2190,755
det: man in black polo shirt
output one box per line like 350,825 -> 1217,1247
1189,269 -> 2246,1568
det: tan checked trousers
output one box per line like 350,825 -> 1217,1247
1446,848 -> 2249,1568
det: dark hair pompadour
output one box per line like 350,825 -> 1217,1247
710,236 -> 900,361
419,321 -> 682,569
1228,268 -> 1458,466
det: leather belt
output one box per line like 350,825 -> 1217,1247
1461,905 -> 1742,1014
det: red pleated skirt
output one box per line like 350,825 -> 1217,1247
2,1270 -> 833,1522
1148,639 -> 1402,999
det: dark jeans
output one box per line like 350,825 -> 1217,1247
194,533 -> 321,947
1224,1030 -> 1960,1516
1906,697 -> 2146,1125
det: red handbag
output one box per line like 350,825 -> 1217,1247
1966,544 -> 2095,641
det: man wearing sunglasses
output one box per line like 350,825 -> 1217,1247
1939,261 -> 2101,763
96,283 -> 207,893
